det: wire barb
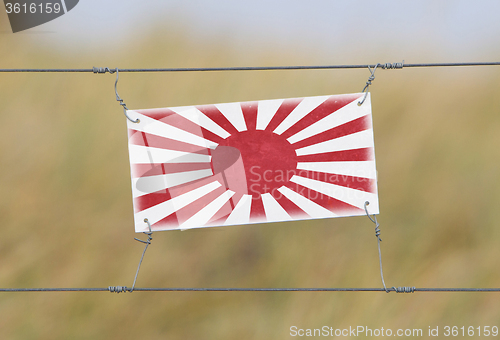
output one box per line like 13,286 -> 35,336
108,286 -> 129,294
391,286 -> 415,293
92,67 -> 114,74
380,61 -> 404,69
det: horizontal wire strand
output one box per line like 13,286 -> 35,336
0,62 -> 500,73
0,287 -> 499,293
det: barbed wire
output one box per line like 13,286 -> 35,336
0,61 -> 499,73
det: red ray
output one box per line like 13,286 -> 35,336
284,183 -> 363,215
297,147 -> 374,162
150,177 -> 226,229
273,192 -> 309,218
250,196 -> 266,222
152,213 -> 179,230
280,94 -> 361,139
134,189 -> 171,213
137,108 -> 223,144
291,114 -> 371,149
133,175 -> 219,213
265,98 -> 303,132
129,129 -> 211,154
165,186 -> 229,226
294,170 -> 377,194
207,213 -> 231,226
131,163 -> 212,179
241,101 -> 258,131
206,197 -> 235,225
206,191 -> 245,226
197,104 -> 239,136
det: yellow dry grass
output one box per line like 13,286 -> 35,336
1,26 -> 500,339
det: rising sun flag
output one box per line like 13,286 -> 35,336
126,93 -> 379,232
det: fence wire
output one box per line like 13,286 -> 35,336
0,61 -> 499,73
0,287 -> 499,293
1,60 -> 499,294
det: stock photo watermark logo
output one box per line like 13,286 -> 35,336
3,0 -> 79,33
247,165 -> 375,201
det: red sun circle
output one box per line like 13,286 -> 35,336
212,130 -> 297,199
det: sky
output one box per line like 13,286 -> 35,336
2,0 -> 500,63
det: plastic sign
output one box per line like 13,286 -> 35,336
126,93 -> 379,232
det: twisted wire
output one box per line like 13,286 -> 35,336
108,286 -> 129,294
380,61 -> 404,69
357,64 -> 380,106
364,201 -> 389,292
111,68 -> 139,123
129,219 -> 154,293
1,61 -> 499,73
392,286 -> 415,293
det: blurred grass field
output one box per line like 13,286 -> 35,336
1,24 -> 500,339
